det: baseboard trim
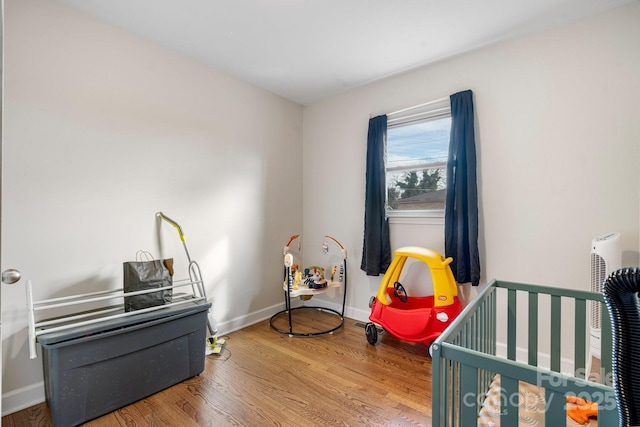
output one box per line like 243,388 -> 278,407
213,301 -> 297,335
303,298 -> 370,324
2,382 -> 46,417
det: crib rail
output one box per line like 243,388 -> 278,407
431,279 -> 618,427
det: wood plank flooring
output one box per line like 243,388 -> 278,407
3,309 -> 433,426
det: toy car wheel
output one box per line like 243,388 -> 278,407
368,296 -> 376,308
365,322 -> 378,345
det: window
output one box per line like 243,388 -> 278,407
386,98 -> 451,219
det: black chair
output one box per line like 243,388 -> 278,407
603,267 -> 640,427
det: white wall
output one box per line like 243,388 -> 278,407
303,2 -> 640,323
1,0 -> 302,413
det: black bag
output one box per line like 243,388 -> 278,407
123,251 -> 174,312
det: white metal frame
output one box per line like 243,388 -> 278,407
25,277 -> 206,359
26,212 -> 213,360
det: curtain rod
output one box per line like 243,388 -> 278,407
386,96 -> 449,117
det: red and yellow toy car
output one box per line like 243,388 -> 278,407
365,246 -> 462,353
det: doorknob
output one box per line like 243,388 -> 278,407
2,269 -> 22,284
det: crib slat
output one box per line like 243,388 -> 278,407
545,387 -> 567,427
477,300 -> 488,399
471,310 -> 476,351
450,360 -> 458,427
431,355 -> 444,427
598,395 -> 619,426
459,363 -> 478,425
490,288 -> 496,355
550,295 -> 561,372
487,290 -> 497,399
528,292 -> 538,366
574,298 -> 587,377
507,288 -> 517,361
500,375 -> 519,426
600,301 -> 613,381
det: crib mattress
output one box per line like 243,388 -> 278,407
478,375 -> 598,427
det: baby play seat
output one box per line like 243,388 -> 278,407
366,246 -> 461,353
269,234 -> 347,337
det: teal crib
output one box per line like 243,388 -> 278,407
431,279 -> 618,426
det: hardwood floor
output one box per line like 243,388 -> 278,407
3,309 -> 433,426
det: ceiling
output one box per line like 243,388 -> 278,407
56,0 -> 634,105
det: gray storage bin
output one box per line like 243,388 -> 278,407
38,301 -> 211,427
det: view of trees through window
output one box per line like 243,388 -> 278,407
386,116 -> 451,212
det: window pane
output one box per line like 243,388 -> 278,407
386,117 -> 450,211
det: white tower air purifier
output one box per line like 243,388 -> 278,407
588,232 -> 621,382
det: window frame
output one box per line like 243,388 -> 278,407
386,98 -> 451,224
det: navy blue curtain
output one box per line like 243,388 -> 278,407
445,90 -> 480,285
361,115 -> 391,276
